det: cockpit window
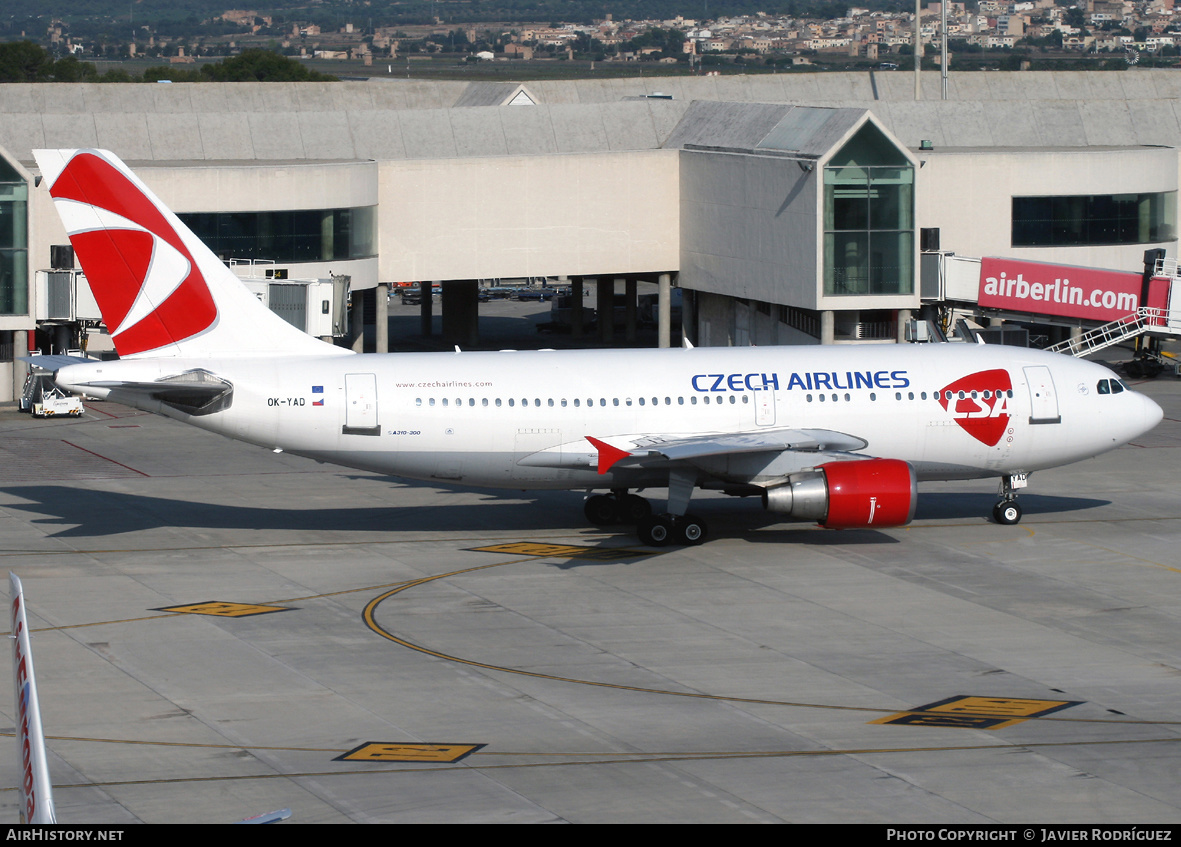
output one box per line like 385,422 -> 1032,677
1097,379 -> 1126,395
1112,379 -> 1125,394
1098,379 -> 1111,395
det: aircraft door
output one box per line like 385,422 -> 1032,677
755,387 -> 776,426
1023,366 -> 1061,425
343,373 -> 380,435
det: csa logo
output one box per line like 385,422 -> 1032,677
50,151 -> 217,357
937,369 -> 1012,447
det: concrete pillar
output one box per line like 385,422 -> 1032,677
376,282 -> 389,353
658,273 -> 672,349
597,278 -> 614,344
571,276 -> 584,338
624,277 -> 637,343
350,289 -> 365,352
419,282 -> 433,337
821,310 -> 835,345
442,280 -> 479,348
53,325 -> 70,354
896,308 -> 911,344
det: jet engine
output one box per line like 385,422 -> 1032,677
761,458 -> 917,529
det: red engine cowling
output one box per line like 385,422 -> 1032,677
762,459 -> 917,529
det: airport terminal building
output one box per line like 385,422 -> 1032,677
0,70 -> 1179,398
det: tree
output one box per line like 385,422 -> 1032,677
199,49 -> 337,81
0,41 -> 54,83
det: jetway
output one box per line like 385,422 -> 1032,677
922,252 -> 1181,365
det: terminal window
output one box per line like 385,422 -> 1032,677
823,123 -> 914,297
1012,193 -> 1176,247
0,157 -> 27,315
179,206 -> 377,264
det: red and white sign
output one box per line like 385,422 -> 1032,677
978,258 -> 1147,323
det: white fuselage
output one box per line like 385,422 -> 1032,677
57,343 -> 1162,493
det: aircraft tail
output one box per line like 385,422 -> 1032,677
9,574 -> 57,825
33,149 -> 348,361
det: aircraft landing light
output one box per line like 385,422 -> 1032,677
468,542 -> 654,560
871,695 -> 1083,730
152,601 -> 293,617
335,742 -> 485,763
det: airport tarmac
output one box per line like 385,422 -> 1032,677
0,366 -> 1180,824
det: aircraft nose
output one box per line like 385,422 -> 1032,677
1143,394 -> 1164,434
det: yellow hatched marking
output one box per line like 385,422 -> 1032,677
153,601 -> 290,618
336,742 -> 483,763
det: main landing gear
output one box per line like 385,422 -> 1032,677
636,513 -> 708,547
583,488 -> 708,547
992,473 -> 1027,525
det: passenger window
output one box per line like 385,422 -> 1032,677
415,398 -> 422,406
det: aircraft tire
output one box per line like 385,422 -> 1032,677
993,501 -> 1022,525
676,515 -> 708,546
584,494 -> 619,526
618,494 -> 652,524
638,515 -> 673,547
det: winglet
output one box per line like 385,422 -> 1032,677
585,436 -> 632,475
10,574 -> 57,825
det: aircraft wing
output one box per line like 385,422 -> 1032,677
630,428 -> 867,461
517,428 -> 868,472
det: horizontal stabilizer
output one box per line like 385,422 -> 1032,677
20,354 -> 98,371
81,370 -> 234,416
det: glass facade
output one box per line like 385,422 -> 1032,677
823,123 -> 914,297
1012,193 -> 1177,247
179,206 -> 376,264
0,157 -> 28,315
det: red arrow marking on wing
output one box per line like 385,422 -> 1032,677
585,436 -> 632,475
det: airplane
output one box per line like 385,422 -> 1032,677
31,148 -> 1164,547
10,573 -> 56,825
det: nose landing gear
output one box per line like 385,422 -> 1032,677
992,473 -> 1027,525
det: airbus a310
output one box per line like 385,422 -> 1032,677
33,149 -> 1164,546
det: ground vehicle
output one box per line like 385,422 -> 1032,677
20,373 -> 84,418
